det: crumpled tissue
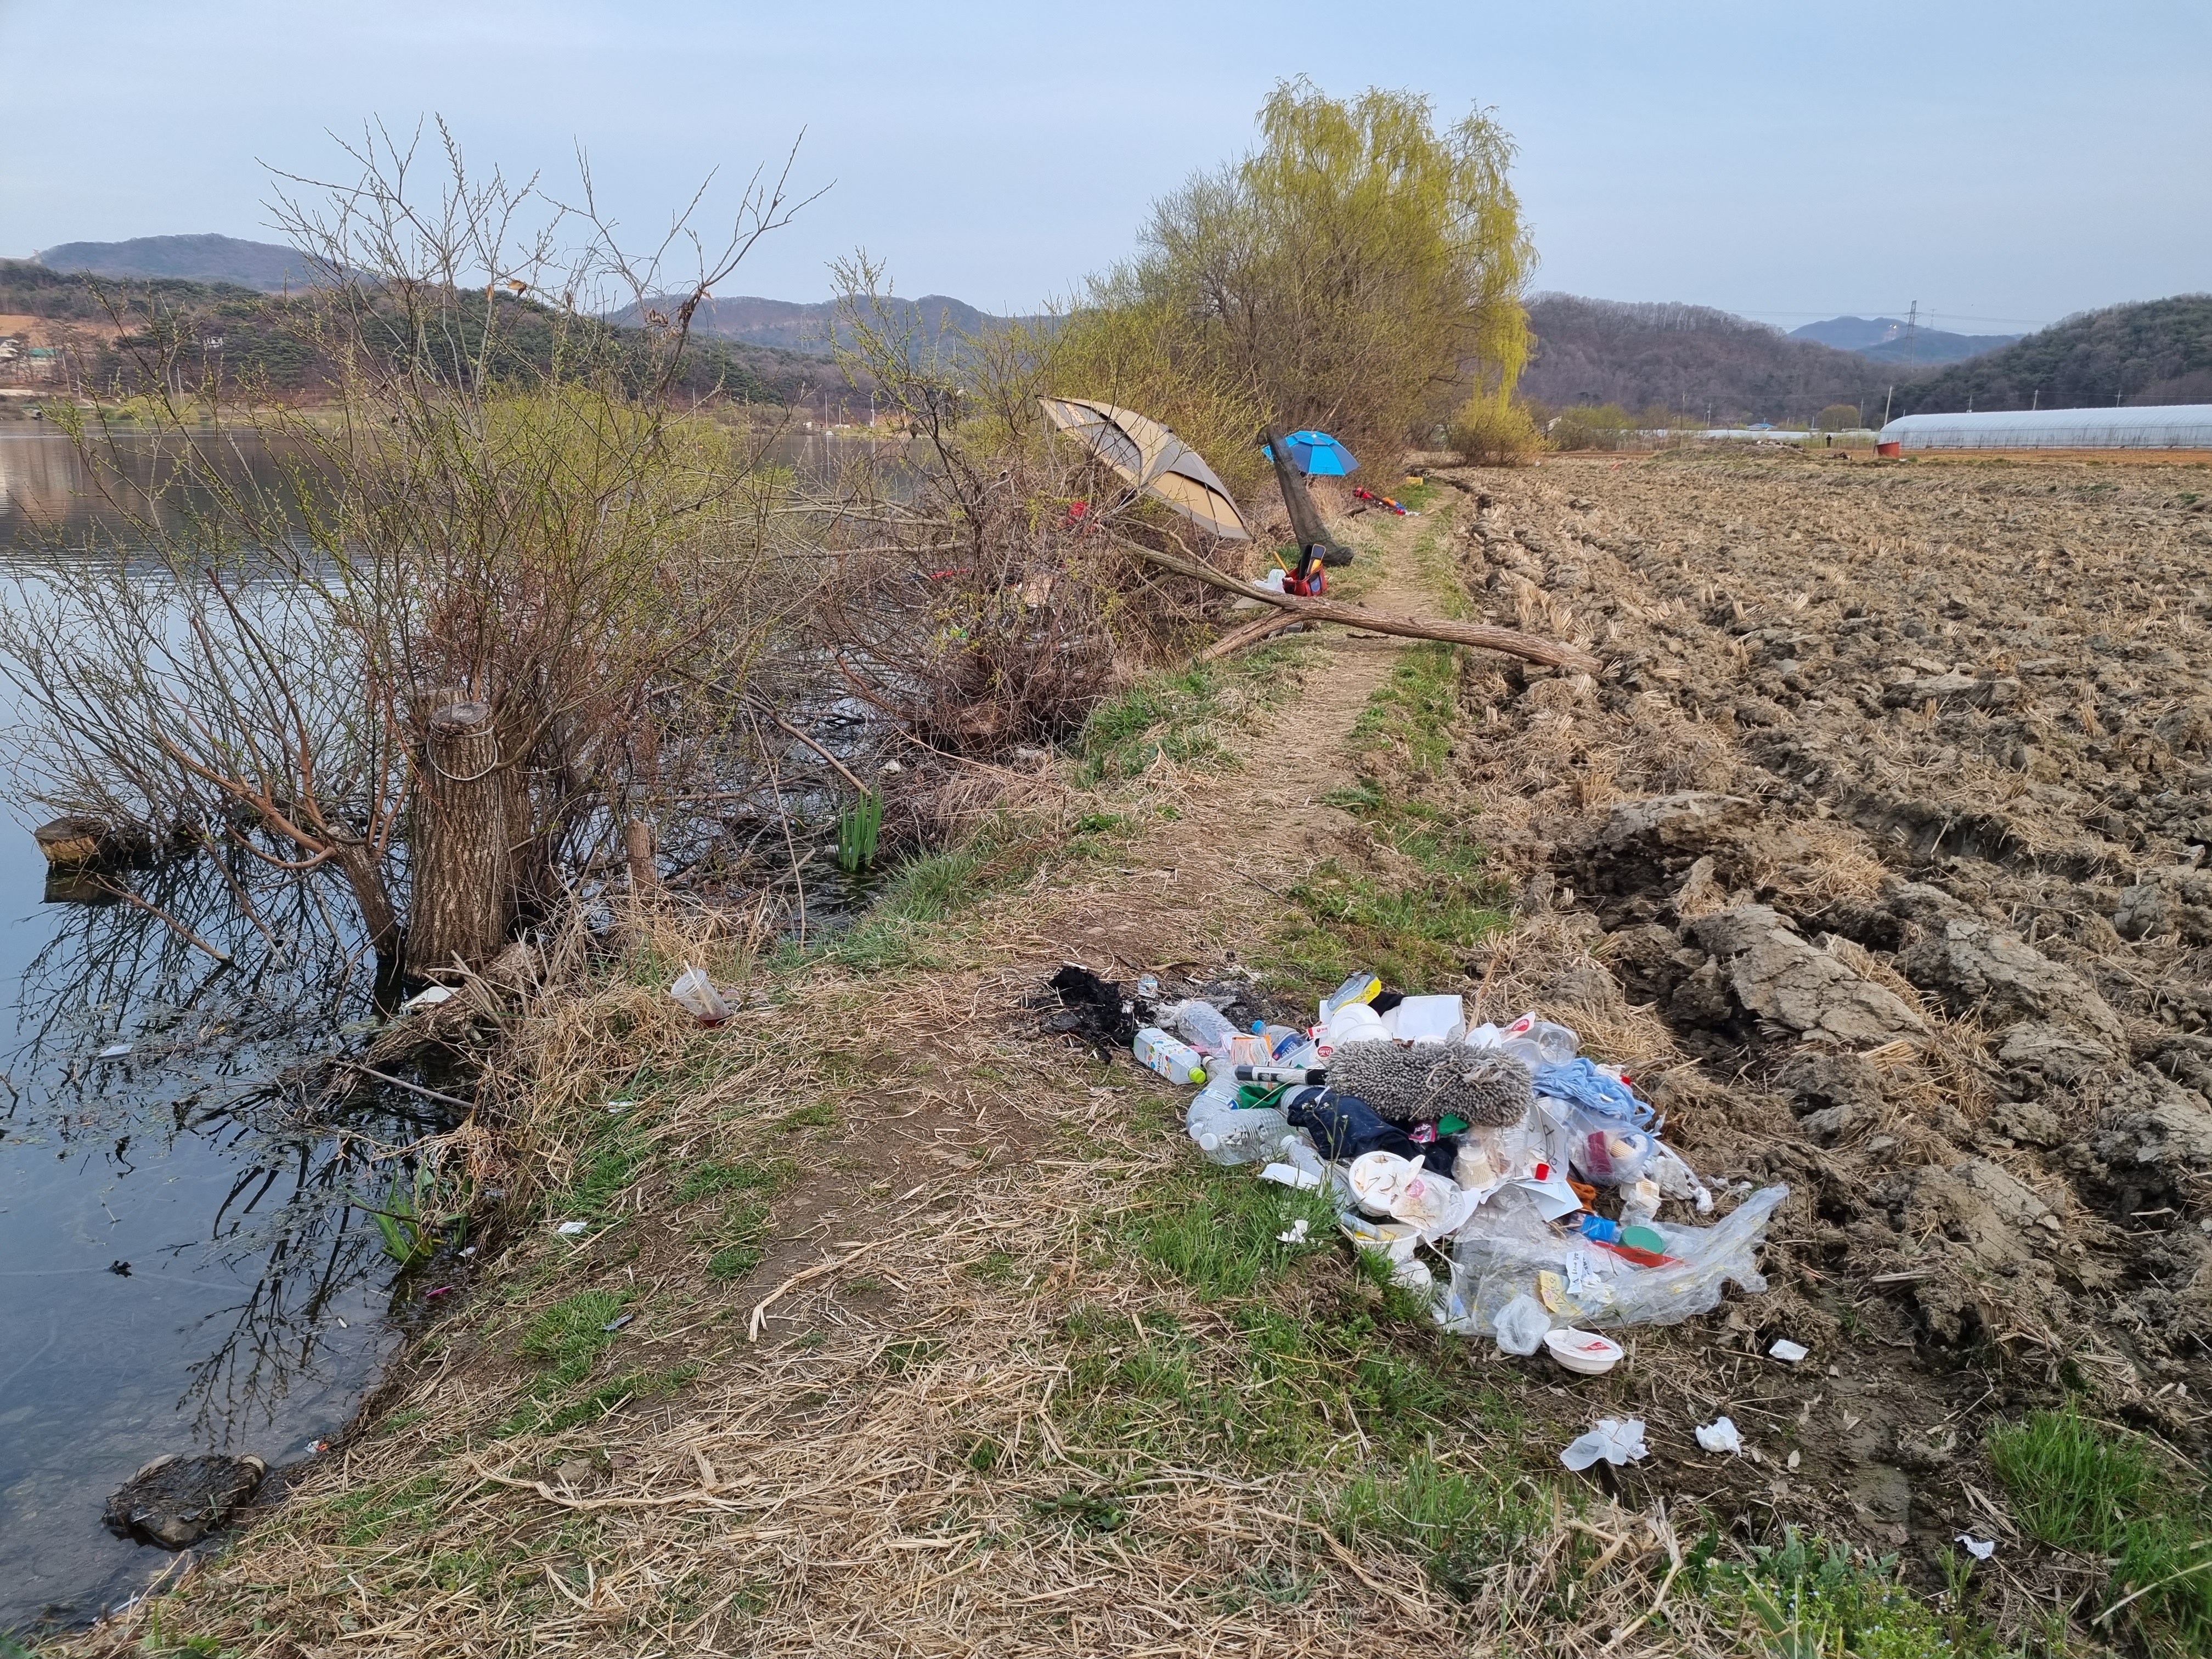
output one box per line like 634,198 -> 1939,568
1560,1417 -> 1648,1471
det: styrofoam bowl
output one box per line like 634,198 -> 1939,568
1544,1327 -> 1624,1376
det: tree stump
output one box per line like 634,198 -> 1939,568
410,699 -> 512,973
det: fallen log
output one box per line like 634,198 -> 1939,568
1198,610 -> 1304,662
1119,539 -> 1604,673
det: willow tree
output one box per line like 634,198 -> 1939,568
1,124 -> 814,973
1122,78 -> 1535,466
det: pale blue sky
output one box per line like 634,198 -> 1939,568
2,1 -> 2204,330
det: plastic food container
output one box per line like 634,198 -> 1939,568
1388,994 -> 1467,1045
1544,1328 -> 1626,1376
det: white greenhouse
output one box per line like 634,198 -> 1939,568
1877,404 -> 2212,451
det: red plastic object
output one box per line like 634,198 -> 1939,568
1593,1239 -> 1678,1269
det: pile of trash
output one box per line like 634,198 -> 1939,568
1102,967 -> 1788,1375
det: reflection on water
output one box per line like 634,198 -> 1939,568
0,424 -> 895,1630
0,431 -> 438,1632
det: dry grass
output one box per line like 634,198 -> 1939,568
58,489 -> 2040,1659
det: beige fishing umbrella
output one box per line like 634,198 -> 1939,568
1039,396 -> 1251,540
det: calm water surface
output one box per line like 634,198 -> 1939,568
0,422 -> 894,1630
0,429 -> 415,1632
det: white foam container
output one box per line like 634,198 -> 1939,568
1544,1328 -> 1625,1375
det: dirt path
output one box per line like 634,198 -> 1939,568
67,500 -> 1561,1659
76,453 -> 2211,1656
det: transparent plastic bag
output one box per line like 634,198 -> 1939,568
1452,1184 -> 1790,1333
1561,1105 -> 1658,1186
1492,1292 -> 1551,1355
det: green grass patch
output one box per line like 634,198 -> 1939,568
1131,1164 -> 1339,1301
1077,644 -> 1304,785
528,1364 -> 702,1435
706,1198 -> 773,1281
1988,1407 -> 2212,1654
1265,750 -> 1507,994
805,815 -> 1048,972
330,1472 -> 447,1547
675,1158 -> 791,1203
1350,641 -> 1460,776
1330,1452 -> 1538,1601
881,1337 -> 950,1375
1059,1161 -> 1521,1481
517,1289 -> 633,1386
1697,1530 -> 1968,1659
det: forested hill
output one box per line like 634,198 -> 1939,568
609,291 -> 1014,355
1520,294 -> 1903,426
32,233 -> 317,292
0,260 -> 821,405
1788,315 -> 2019,365
1889,295 -> 2212,415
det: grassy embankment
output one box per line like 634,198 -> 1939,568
55,496 -> 2163,1659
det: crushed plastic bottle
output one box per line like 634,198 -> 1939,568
1135,1026 -> 1207,1085
1166,998 -> 1239,1056
1500,1012 -> 1579,1066
1185,1081 -> 1290,1165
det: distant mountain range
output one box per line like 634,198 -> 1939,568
31,233 -> 320,292
20,234 -> 2205,424
1788,315 -> 2020,365
606,292 -> 1020,354
1521,296 -> 1899,426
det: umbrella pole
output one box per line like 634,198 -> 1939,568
1262,423 -> 1340,571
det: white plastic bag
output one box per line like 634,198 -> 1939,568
669,966 -> 731,1025
1560,1418 -> 1647,1471
1387,994 -> 1467,1045
1492,1292 -> 1551,1355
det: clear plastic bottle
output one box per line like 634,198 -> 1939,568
1186,1080 -> 1291,1165
1501,1012 -> 1579,1066
1320,970 -> 1383,1022
1167,998 -> 1239,1056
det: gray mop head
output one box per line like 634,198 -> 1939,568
1327,1041 -> 1533,1127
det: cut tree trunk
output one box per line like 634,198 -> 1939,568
1262,422 -> 1335,559
1118,539 -> 1604,674
410,699 -> 512,973
624,819 -> 660,894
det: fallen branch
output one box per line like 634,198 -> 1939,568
1198,610 -> 1304,662
769,710 -> 869,794
464,1456 -> 786,1516
1115,538 -> 1602,673
86,877 -> 233,964
345,1062 -> 477,1114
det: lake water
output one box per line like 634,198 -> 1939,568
0,429 -> 424,1633
0,421 -> 895,1632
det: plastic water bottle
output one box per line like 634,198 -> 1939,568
1321,970 -> 1382,1022
1502,1012 -> 1579,1065
1186,1080 -> 1290,1165
1135,1027 -> 1207,1086
1167,999 -> 1239,1056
